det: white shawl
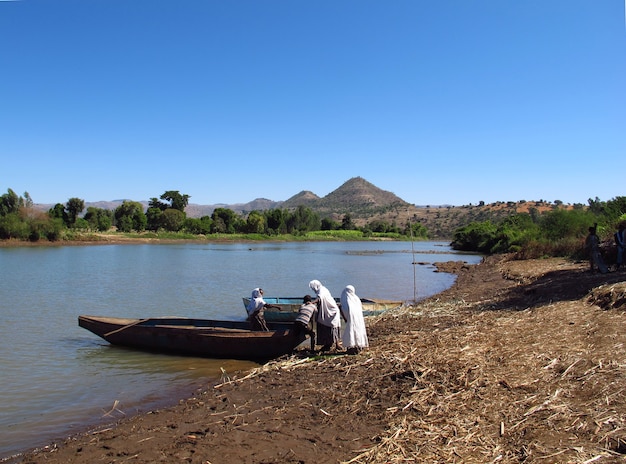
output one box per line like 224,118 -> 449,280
309,280 -> 340,328
246,288 -> 265,316
340,285 -> 368,349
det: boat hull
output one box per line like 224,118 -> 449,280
78,315 -> 306,361
242,296 -> 403,322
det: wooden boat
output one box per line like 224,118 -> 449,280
78,315 -> 306,361
242,296 -> 403,322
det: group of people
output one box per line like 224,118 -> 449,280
245,280 -> 369,355
584,223 -> 625,274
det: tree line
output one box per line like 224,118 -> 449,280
4,186 -> 623,262
451,196 -> 626,262
0,189 -> 428,241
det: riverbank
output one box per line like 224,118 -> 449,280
0,230 -> 414,248
14,255 -> 626,463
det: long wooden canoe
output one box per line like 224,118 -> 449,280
78,315 -> 306,361
242,296 -> 403,322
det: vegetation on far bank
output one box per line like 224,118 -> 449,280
451,196 -> 626,262
0,189 -> 422,245
2,188 -> 626,265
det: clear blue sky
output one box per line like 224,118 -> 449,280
1,1 -> 624,207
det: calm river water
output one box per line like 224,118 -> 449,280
0,240 -> 481,459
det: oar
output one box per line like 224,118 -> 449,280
104,318 -> 151,337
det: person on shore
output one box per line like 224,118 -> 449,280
309,280 -> 343,352
614,224 -> 625,271
340,285 -> 369,355
294,295 -> 317,351
246,288 -> 281,331
585,225 -> 608,274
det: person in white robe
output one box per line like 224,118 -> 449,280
340,285 -> 369,355
309,279 -> 342,351
246,288 -> 281,331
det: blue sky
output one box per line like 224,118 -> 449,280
1,1 -> 624,207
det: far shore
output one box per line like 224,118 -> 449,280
0,233 -> 443,248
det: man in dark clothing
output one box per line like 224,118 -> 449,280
294,295 -> 317,351
615,224 -> 625,271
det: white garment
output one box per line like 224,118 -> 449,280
309,280 -> 341,328
340,285 -> 369,349
246,288 -> 265,316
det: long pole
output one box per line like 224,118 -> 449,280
408,211 -> 417,303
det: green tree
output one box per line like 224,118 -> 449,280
367,220 -> 390,233
114,201 -> 147,232
29,215 -> 64,241
161,191 -> 190,212
539,209 -> 595,241
603,196 -> 626,224
341,213 -> 356,230
452,221 -> 498,253
147,191 -> 190,230
48,203 -> 68,224
404,221 -> 428,239
587,197 -> 605,215
150,191 -> 190,213
490,214 -> 539,253
0,213 -> 27,239
286,206 -> 320,234
245,211 -> 266,234
160,209 -> 185,232
0,189 -> 21,216
65,198 -> 85,227
84,207 -> 113,232
23,191 -> 33,208
211,208 -> 239,234
321,217 -> 340,231
265,209 -> 287,235
184,216 -> 212,235
145,205 -> 163,231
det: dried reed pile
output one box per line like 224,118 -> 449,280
349,299 -> 626,463
210,258 -> 626,463
241,260 -> 626,463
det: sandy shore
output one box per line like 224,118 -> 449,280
11,254 -> 626,463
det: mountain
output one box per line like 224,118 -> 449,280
317,176 -> 408,210
29,178 -> 569,239
32,177 -> 407,217
184,177 -> 408,219
33,176 -> 420,229
281,190 -> 320,208
185,198 -> 281,218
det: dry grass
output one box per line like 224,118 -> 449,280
221,258 -> 626,463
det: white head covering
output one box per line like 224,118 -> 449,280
340,285 -> 362,319
309,280 -> 321,293
309,280 -> 340,328
246,287 -> 265,315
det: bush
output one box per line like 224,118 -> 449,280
514,237 -> 583,260
452,221 -> 498,253
0,213 -> 29,239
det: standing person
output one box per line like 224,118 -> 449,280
340,285 -> 369,355
585,225 -> 608,274
309,280 -> 343,352
294,295 -> 317,351
246,288 -> 281,331
614,224 -> 625,271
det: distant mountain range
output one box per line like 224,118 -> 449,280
35,177 -> 412,220
30,177 -> 567,239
